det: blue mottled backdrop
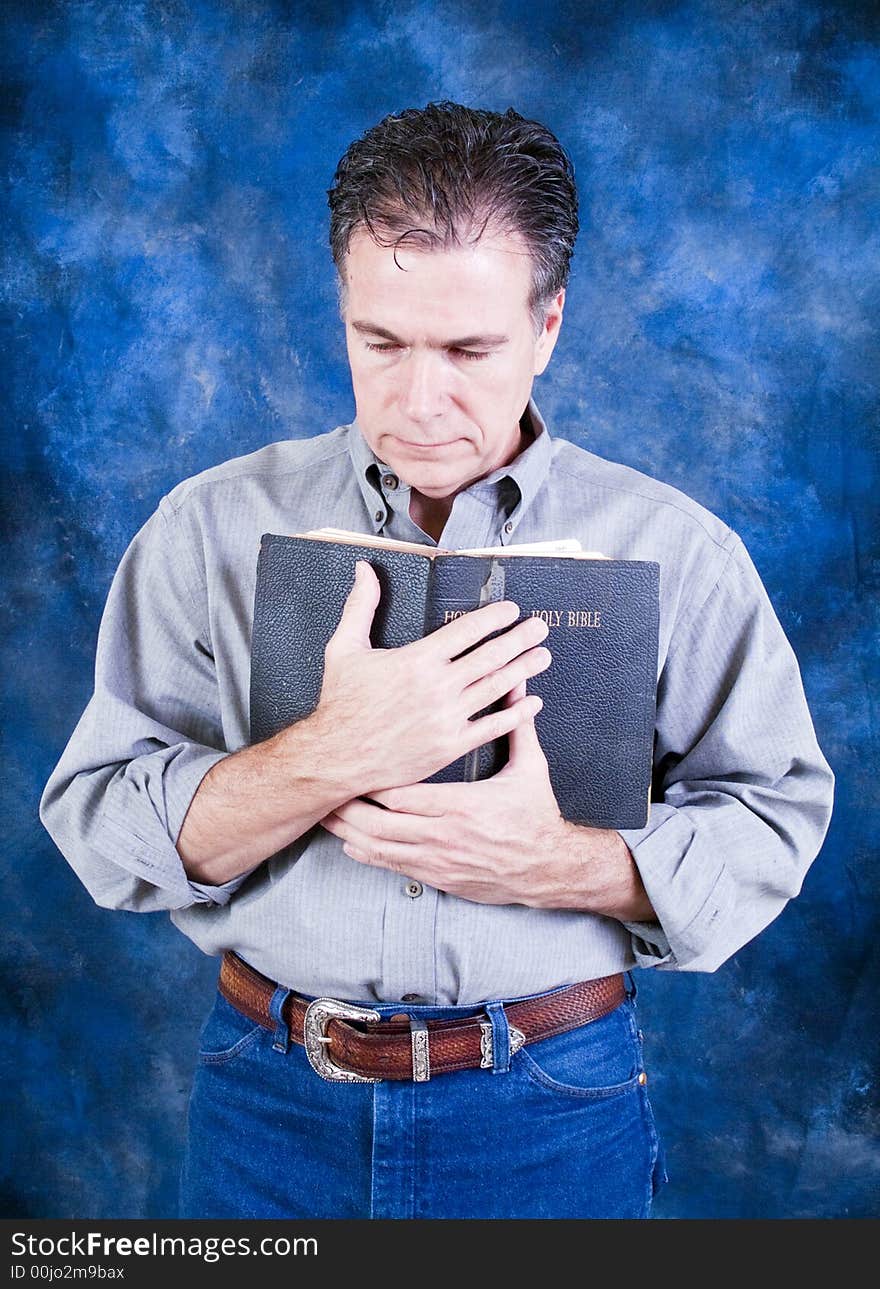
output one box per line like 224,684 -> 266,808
3,0 -> 878,1218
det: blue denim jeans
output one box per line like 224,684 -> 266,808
179,973 -> 667,1219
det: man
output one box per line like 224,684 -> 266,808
40,102 -> 834,1220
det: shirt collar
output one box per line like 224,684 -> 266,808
347,397 -> 553,536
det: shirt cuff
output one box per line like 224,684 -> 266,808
98,748 -> 250,908
620,918 -> 674,968
618,803 -> 734,971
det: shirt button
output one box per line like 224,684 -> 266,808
503,520 -> 514,534
382,473 -> 399,490
374,509 -> 384,523
405,880 -> 423,898
401,993 -> 423,1003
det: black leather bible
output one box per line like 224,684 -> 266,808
249,529 -> 659,828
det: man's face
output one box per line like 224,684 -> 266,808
341,227 -> 564,500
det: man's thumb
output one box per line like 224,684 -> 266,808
330,560 -> 381,651
505,682 -> 545,767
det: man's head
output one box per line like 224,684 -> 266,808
327,102 -> 579,502
328,102 -> 579,330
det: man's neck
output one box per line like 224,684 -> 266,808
408,491 -> 454,543
408,419 -> 533,544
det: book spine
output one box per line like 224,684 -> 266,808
461,559 -> 507,781
423,556 -> 509,784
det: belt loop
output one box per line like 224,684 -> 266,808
269,985 -> 292,1053
484,1001 -> 511,1074
625,971 -> 638,1002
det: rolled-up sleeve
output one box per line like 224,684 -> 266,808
617,534 -> 834,972
40,500 -> 247,912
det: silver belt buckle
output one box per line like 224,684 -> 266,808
302,997 -> 383,1083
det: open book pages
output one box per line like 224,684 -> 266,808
295,527 -> 609,560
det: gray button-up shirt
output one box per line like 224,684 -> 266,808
40,401 -> 834,1004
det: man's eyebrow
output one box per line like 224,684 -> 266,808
351,321 -> 509,348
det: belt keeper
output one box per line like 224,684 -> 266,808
409,1016 -> 430,1082
484,1001 -> 511,1074
269,985 -> 292,1053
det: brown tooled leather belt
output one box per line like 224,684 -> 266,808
219,951 -> 626,1084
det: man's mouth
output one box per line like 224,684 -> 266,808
397,438 -> 464,450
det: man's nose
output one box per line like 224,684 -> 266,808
398,351 -> 447,424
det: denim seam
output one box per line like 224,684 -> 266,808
369,1087 -> 379,1221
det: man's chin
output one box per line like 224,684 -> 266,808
387,455 -> 479,495
399,468 -> 477,498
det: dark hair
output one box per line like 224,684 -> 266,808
327,101 -> 579,325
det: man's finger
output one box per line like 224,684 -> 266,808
460,643 -> 551,715
325,797 -> 438,841
327,561 -> 380,651
505,691 -> 546,765
451,614 -> 549,689
418,598 -> 522,661
365,784 -> 452,816
463,691 -> 543,752
321,809 -> 431,870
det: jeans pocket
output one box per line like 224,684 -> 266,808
196,991 -> 266,1066
518,1000 -> 643,1100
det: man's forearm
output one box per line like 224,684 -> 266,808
560,822 -> 656,923
177,715 -> 359,885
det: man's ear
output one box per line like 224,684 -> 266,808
533,289 -> 565,376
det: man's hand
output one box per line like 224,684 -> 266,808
308,560 -> 552,798
320,683 -> 656,922
176,565 -> 551,885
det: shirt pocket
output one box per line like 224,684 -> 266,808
517,999 -> 643,1100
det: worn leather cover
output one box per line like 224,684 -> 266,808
249,533 -> 659,828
